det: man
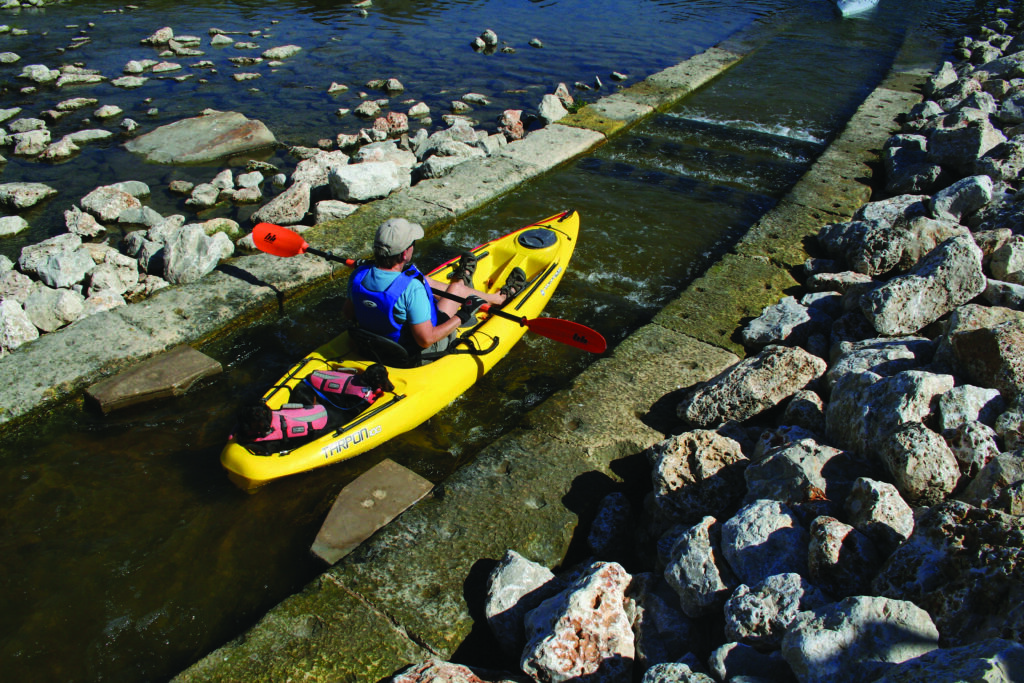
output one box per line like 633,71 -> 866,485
343,217 -> 524,357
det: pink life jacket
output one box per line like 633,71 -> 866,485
252,404 -> 329,443
305,369 -> 382,409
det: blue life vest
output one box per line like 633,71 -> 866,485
350,264 -> 438,344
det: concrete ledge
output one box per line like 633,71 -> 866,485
653,252 -> 802,357
174,574 -> 432,682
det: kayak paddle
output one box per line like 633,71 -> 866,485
249,222 -> 608,353
430,288 -> 607,354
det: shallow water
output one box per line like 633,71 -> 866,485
0,0 -> 989,680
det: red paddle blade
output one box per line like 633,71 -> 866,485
251,222 -> 310,258
523,317 -> 608,353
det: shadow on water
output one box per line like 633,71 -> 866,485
0,0 -> 987,679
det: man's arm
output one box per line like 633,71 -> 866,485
409,315 -> 463,349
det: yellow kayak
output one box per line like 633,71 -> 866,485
222,210 -> 583,490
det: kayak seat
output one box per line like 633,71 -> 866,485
349,327 -> 449,368
349,327 -> 416,368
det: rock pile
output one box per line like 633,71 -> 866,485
382,9 -> 1024,683
0,13 -> 584,355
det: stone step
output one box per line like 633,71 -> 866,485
85,344 -> 222,413
312,458 -> 434,565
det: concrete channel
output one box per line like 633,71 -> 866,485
0,14 -> 935,681
152,31 -> 935,683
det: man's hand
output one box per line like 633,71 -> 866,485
456,295 -> 486,324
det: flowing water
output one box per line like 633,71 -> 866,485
0,0 -> 990,680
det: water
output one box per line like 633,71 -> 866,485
0,0 -> 986,680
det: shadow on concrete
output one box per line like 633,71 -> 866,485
452,556 -> 512,671
216,263 -> 286,314
642,386 -> 693,436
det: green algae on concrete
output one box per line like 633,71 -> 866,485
735,198 -> 841,271
561,46 -> 746,136
523,324 -> 740,458
170,574 -> 430,683
654,252 -> 801,357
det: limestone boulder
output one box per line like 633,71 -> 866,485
22,285 -> 84,332
250,181 -> 311,227
0,298 -> 38,352
124,111 -> 277,164
928,174 -> 993,223
291,149 -> 349,189
927,109 -> 1006,174
328,161 -> 405,202
0,215 -> 28,236
881,421 -> 961,506
163,225 -> 231,284
723,572 -> 829,648
807,516 -> 882,598
80,185 -> 142,222
872,501 -> 1024,646
721,499 -> 809,585
641,661 -> 714,683
648,430 -> 748,524
937,384 -> 1005,435
826,336 -> 934,391
485,549 -> 559,660
741,296 -> 831,349
956,451 -> 1024,512
743,438 -> 873,513
872,638 -> 1024,683
0,268 -> 33,303
0,181 -> 56,210
949,318 -> 1024,401
781,596 -> 939,683
64,206 -> 105,239
629,573 -> 702,671
947,420 -> 1001,479
843,477 -> 915,556
883,134 -> 942,194
522,561 -> 634,683
990,234 -> 1024,285
826,369 -> 955,459
678,345 -> 826,428
860,235 -> 985,336
586,492 -> 633,562
663,516 -> 737,618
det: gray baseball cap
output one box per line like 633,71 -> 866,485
373,217 -> 424,257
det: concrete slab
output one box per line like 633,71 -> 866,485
0,311 -> 175,424
561,94 -> 655,137
85,345 -> 222,413
311,458 -> 433,565
523,324 -> 739,455
653,252 -> 801,357
497,124 -> 606,171
409,154 -> 542,215
735,198 -> 841,270
782,154 -> 875,218
170,573 -> 431,683
644,47 -> 746,98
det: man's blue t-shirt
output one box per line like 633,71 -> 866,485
348,268 -> 433,326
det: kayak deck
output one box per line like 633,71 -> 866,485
221,210 -> 580,490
